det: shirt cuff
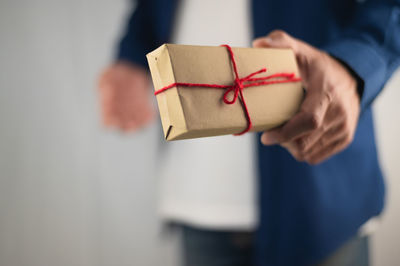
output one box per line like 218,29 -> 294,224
323,39 -> 387,111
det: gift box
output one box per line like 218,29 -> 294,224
146,44 -> 303,141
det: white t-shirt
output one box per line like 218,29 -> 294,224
156,0 -> 257,230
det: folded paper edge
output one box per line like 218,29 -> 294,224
146,44 -> 188,141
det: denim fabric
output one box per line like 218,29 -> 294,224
181,225 -> 369,266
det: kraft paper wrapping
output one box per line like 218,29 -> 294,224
146,44 -> 303,141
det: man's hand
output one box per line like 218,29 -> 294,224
253,30 -> 361,165
98,62 -> 154,132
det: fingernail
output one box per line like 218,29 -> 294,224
261,133 -> 277,145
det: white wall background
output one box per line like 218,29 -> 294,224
0,1 -> 398,266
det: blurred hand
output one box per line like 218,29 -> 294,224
98,62 -> 154,132
253,30 -> 360,165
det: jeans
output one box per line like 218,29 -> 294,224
181,225 -> 369,266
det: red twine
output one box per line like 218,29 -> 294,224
154,44 -> 301,135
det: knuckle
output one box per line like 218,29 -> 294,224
297,138 -> 308,152
270,30 -> 287,38
319,51 -> 332,64
270,30 -> 293,43
322,88 -> 334,104
306,112 -> 322,130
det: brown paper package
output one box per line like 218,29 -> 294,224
146,44 -> 303,141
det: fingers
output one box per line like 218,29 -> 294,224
261,89 -> 332,145
303,123 -> 345,155
296,106 -> 344,152
303,137 -> 349,165
283,121 -> 351,164
260,81 -> 348,165
264,122 -> 344,163
295,123 -> 332,153
261,111 -> 321,145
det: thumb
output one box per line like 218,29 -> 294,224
253,30 -> 317,60
252,30 -> 298,50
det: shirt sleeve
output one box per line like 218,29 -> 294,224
323,0 -> 400,112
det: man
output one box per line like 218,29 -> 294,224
98,0 -> 400,265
